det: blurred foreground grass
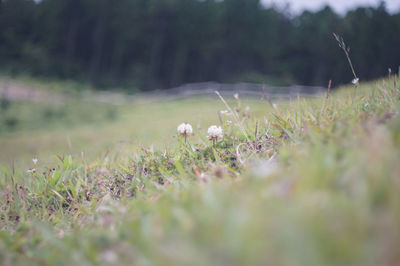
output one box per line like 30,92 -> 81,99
1,78 -> 400,266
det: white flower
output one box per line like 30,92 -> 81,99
352,78 -> 359,85
272,103 -> 277,109
220,110 -> 229,115
207,125 -> 223,141
27,168 -> 36,174
177,123 -> 193,137
388,68 -> 392,74
245,106 -> 250,111
32,158 -> 38,164
234,93 -> 239,100
227,120 -> 232,125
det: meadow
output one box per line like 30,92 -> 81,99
0,76 -> 400,266
0,82 -> 271,165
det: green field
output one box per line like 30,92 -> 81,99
0,91 -> 272,165
1,78 -> 400,265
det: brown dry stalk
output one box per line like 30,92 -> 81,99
326,79 -> 332,99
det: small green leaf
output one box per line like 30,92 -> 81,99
174,160 -> 185,176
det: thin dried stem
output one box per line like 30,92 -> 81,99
333,33 -> 358,81
326,79 -> 332,99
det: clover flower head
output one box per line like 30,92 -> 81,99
207,125 -> 223,141
177,123 -> 193,137
234,93 -> 239,100
352,78 -> 359,85
32,158 -> 38,165
220,110 -> 229,115
27,168 -> 36,174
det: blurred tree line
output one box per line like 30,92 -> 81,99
0,0 -> 399,90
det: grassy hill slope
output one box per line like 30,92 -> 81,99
1,78 -> 400,266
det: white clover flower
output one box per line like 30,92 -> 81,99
272,103 -> 277,109
220,110 -> 229,115
27,168 -> 36,174
388,68 -> 392,74
207,125 -> 223,141
234,93 -> 239,100
177,123 -> 193,137
352,78 -> 359,85
32,158 -> 38,165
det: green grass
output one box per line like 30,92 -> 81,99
0,95 -> 271,165
1,78 -> 400,266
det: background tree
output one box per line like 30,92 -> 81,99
0,0 -> 399,90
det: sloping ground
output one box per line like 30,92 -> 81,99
0,79 -> 67,103
1,76 -> 325,105
0,78 -> 399,266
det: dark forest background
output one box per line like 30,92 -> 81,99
0,0 -> 399,90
